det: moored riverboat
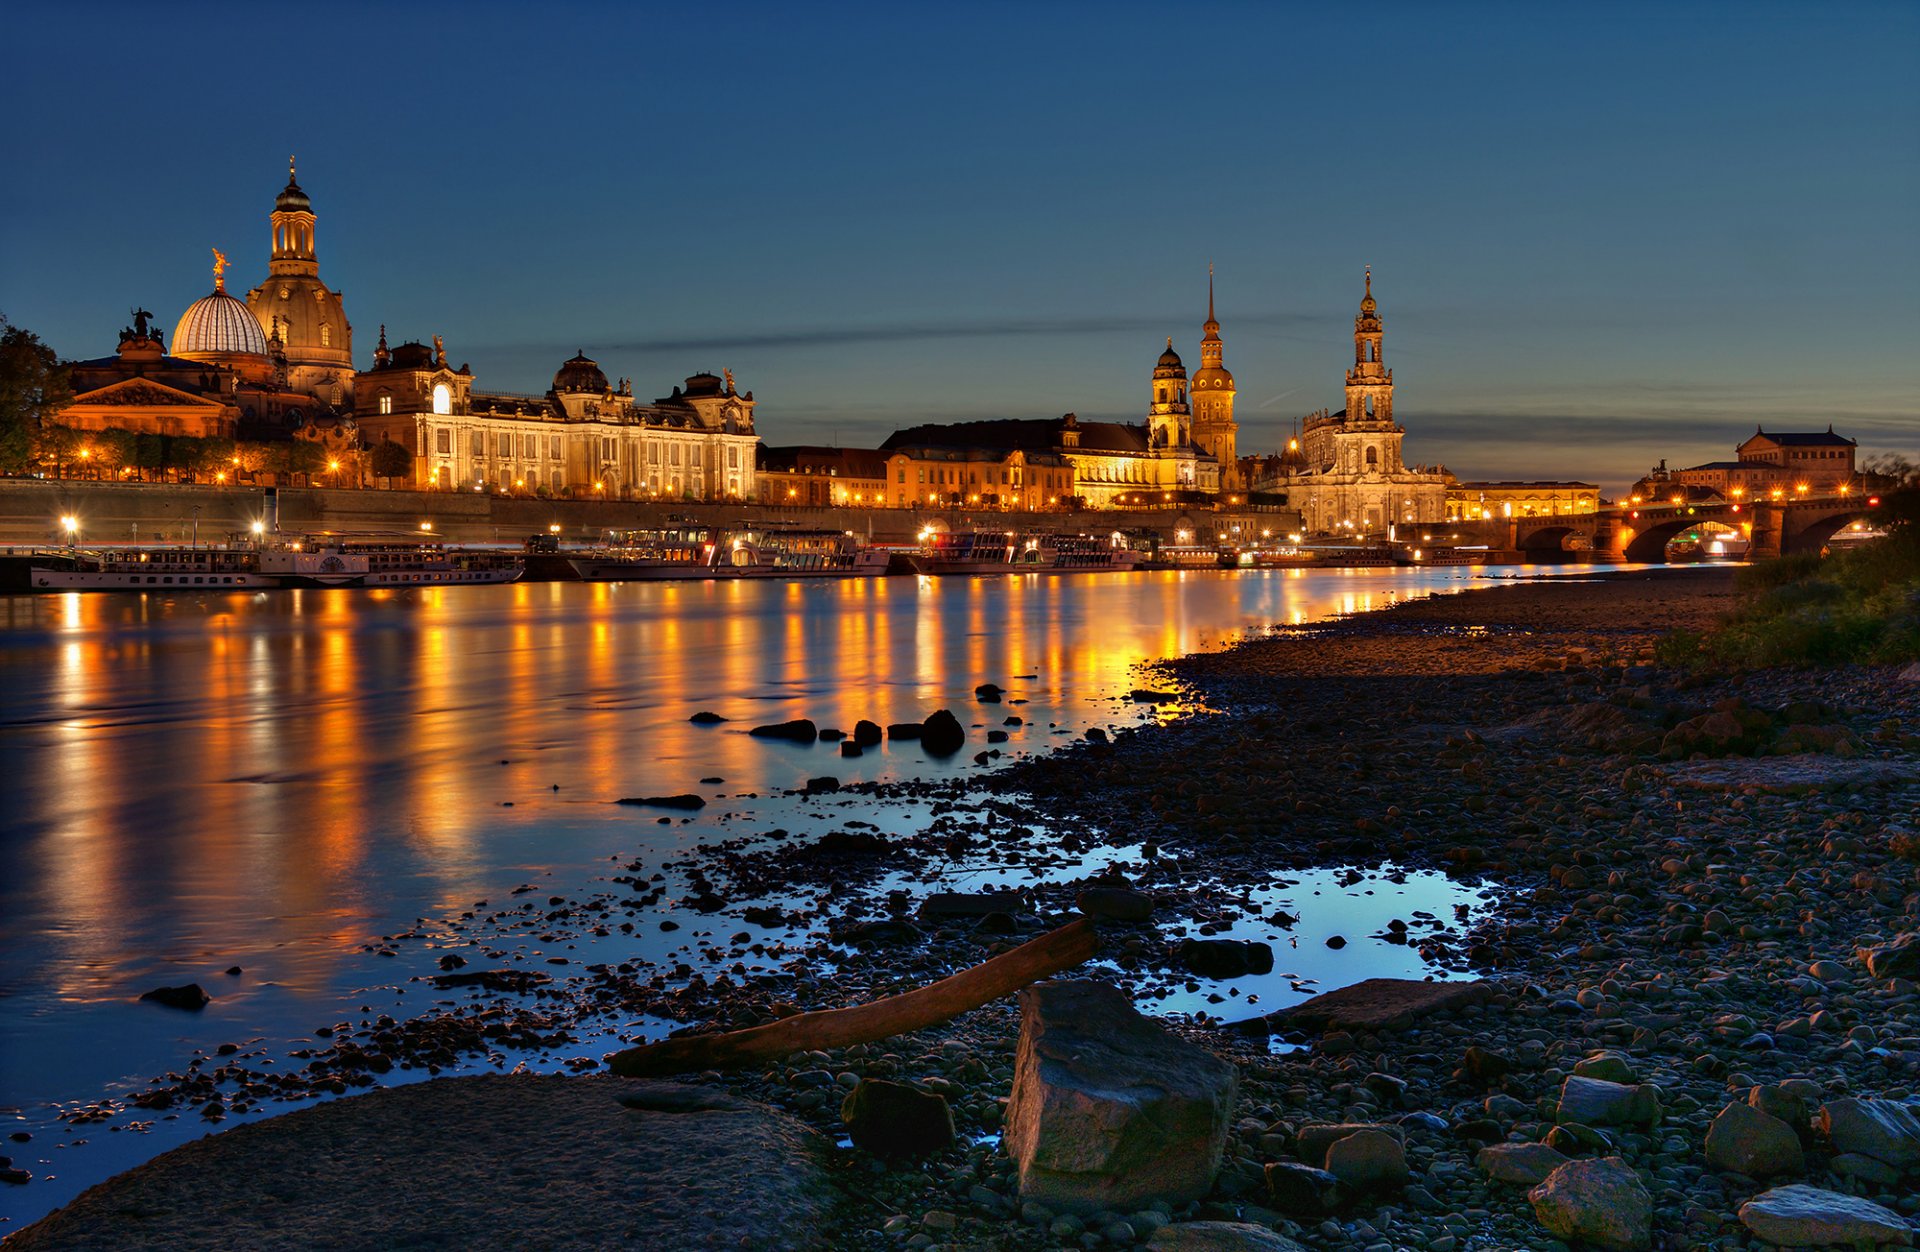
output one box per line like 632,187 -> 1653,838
908,530 -> 1019,575
30,546 -> 277,590
569,526 -> 889,581
1011,534 -> 1142,573
284,537 -> 525,587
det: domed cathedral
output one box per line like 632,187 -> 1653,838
244,159 -> 355,408
1260,270 -> 1450,536
353,338 -> 760,500
1188,266 -> 1240,487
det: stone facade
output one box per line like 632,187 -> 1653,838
1634,428 -> 1859,504
352,338 -> 759,500
1447,481 -> 1601,521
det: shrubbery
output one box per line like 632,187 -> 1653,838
1658,490 -> 1920,669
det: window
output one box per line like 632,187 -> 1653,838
432,384 -> 451,415
671,445 -> 683,466
435,429 -> 451,455
320,324 -> 331,347
472,433 -> 484,458
600,437 -> 614,460
727,446 -> 739,467
379,394 -> 393,415
549,436 -> 561,460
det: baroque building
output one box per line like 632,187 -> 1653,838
1188,268 -> 1239,486
351,337 -> 759,499
1253,270 -> 1449,534
244,160 -> 355,408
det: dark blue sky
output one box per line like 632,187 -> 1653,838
4,1 -> 1915,490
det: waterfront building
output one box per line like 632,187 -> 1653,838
1250,271 -> 1449,534
243,161 -> 355,409
352,337 -> 759,499
757,446 -> 889,506
882,444 -> 1073,510
1632,427 -> 1860,504
1446,481 -> 1601,521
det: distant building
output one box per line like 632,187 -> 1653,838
244,161 -> 355,409
353,338 -> 759,499
757,445 -> 889,507
1250,271 -> 1450,534
1446,481 -> 1600,521
1632,427 -> 1858,503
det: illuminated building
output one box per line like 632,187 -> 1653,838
1189,267 -> 1240,488
756,446 -> 889,506
1446,481 -> 1601,520
243,161 -> 355,408
1632,428 -> 1858,502
353,337 -> 758,499
1250,270 -> 1450,534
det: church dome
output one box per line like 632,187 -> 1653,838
276,172 -> 311,214
553,351 -> 608,394
174,289 -> 270,358
1153,338 -> 1187,379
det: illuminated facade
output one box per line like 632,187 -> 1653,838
757,446 -> 889,506
243,161 -> 355,409
1447,481 -> 1601,520
352,338 -> 758,498
1188,268 -> 1239,486
1632,428 -> 1858,504
1252,271 -> 1449,534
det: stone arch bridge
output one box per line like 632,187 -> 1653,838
1498,495 -> 1876,563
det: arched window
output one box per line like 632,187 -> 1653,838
432,384 -> 451,415
320,324 -> 331,347
1366,446 -> 1378,467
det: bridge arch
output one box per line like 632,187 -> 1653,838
1518,525 -> 1578,559
1785,508 -> 1875,556
1621,517 -> 1700,563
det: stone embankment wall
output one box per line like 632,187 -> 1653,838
0,480 -> 1301,548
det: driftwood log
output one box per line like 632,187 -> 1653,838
609,917 -> 1099,1077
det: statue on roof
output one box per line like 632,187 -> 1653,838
433,334 -> 446,368
723,368 -> 735,392
130,307 -> 153,340
212,247 -> 229,291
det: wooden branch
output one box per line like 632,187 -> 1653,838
609,917 -> 1100,1077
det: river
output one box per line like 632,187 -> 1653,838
0,565 -> 1537,1229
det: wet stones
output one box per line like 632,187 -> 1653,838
1005,980 -> 1237,1215
886,722 -> 922,741
1076,887 -> 1154,923
1177,938 -> 1273,979
1555,1075 -> 1662,1127
1736,1184 -> 1916,1248
1320,1127 -> 1409,1190
1704,1101 -> 1804,1178
921,709 -> 966,756
1527,1156 -> 1652,1251
1262,1161 -> 1344,1213
688,711 -> 727,724
839,1078 -> 954,1160
852,719 -> 883,746
1475,1141 -> 1571,1187
1861,932 -> 1920,980
614,794 -> 706,810
749,719 -> 817,743
1266,977 -> 1492,1034
139,984 -> 210,1011
1147,1222 -> 1307,1251
1818,1097 -> 1920,1169
975,683 -> 1004,702
917,891 -> 1027,921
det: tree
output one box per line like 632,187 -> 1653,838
0,314 -> 73,474
370,440 -> 412,484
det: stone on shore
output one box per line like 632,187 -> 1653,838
138,984 -> 210,1011
1321,1127 -> 1409,1189
1476,1141 -> 1571,1186
839,1078 -> 954,1160
1556,1075 -> 1662,1127
1818,1098 -> 1920,1168
614,794 -> 706,810
1262,1161 -> 1343,1212
1295,1122 -> 1405,1166
921,708 -> 966,755
1572,1051 -> 1638,1083
688,710 -> 727,724
6,1076 -> 839,1252
750,718 -> 817,743
1266,977 -> 1491,1034
1005,980 -> 1237,1215
1736,1184 -> 1915,1248
1147,1222 -> 1307,1251
1077,886 -> 1155,922
852,719 -> 883,745
1178,937 -> 1273,979
1527,1157 -> 1653,1251
918,891 -> 1027,920
1705,1101 -> 1804,1177
1860,933 -> 1920,980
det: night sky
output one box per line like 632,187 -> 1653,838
3,1 -> 1914,492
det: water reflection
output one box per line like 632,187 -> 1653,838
0,568 -> 1496,1104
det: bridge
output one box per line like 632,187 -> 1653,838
1500,492 -> 1879,563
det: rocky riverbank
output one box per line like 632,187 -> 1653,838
15,565 -> 1920,1250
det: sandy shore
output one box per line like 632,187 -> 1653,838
15,566 -> 1920,1250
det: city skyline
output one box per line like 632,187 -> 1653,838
3,2 -> 1915,494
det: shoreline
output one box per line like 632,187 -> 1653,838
14,564 -> 1920,1249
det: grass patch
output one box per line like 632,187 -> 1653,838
1667,490 -> 1920,670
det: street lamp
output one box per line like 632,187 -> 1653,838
60,514 -> 79,549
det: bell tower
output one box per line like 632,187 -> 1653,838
1148,338 -> 1191,450
269,157 -> 319,278
1344,267 -> 1392,425
1189,265 -> 1239,486
247,158 -> 355,408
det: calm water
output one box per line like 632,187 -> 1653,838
0,566 -> 1517,1227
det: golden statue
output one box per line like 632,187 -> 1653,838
212,247 -> 229,291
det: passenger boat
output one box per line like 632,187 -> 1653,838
1012,534 -> 1141,573
569,527 -> 889,582
907,531 -> 1018,575
30,536 -> 523,591
30,546 -> 277,591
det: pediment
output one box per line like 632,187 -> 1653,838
70,377 -> 226,409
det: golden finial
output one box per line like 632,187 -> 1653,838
212,247 -> 229,291
289,154 -> 297,182
1364,265 -> 1372,297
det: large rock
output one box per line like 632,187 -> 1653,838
1527,1157 -> 1653,1251
749,719 -> 818,743
6,1076 -> 839,1252
839,1079 -> 953,1160
918,891 -> 1027,920
1077,887 -> 1154,922
1265,978 -> 1491,1034
139,984 -> 210,1010
1737,1184 -> 1914,1248
1556,1075 -> 1662,1127
1262,1161 -> 1343,1213
1705,1101 -> 1804,1177
921,708 -> 966,755
1321,1128 -> 1409,1189
1818,1098 -> 1920,1168
1572,1051 -> 1638,1084
1147,1223 -> 1307,1251
1295,1122 -> 1404,1166
1476,1142 -> 1571,1186
1861,933 -> 1920,980
1178,938 -> 1274,979
1005,980 -> 1238,1215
